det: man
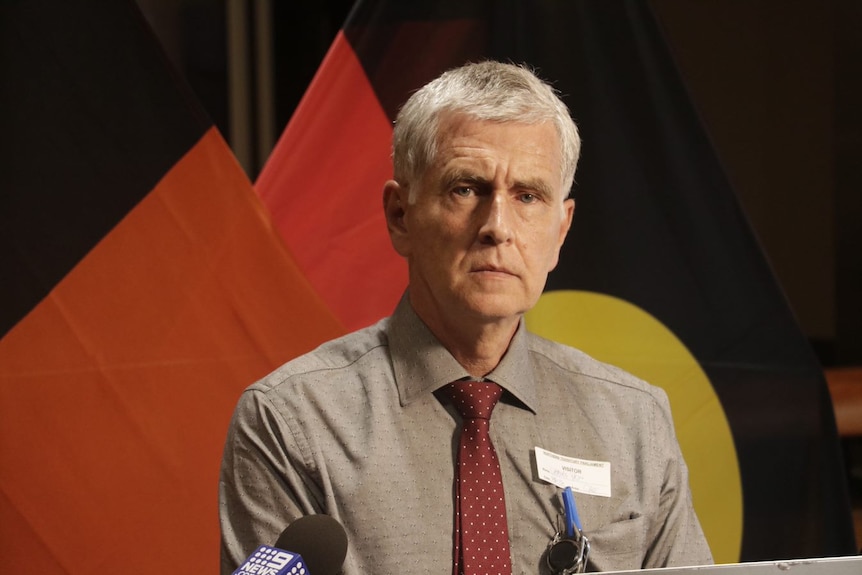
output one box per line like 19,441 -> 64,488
220,61 -> 712,574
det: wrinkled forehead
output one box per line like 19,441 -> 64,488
430,113 -> 566,190
440,108 -> 562,153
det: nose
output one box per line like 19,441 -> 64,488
477,191 -> 514,245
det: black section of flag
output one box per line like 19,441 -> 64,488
0,0 -> 210,338
343,0 -> 488,121
341,0 -> 856,561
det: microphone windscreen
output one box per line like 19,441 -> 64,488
275,514 -> 348,575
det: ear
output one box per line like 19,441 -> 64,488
548,198 -> 575,271
383,180 -> 412,257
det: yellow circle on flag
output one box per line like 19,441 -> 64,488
525,290 -> 742,563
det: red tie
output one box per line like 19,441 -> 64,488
445,380 -> 513,575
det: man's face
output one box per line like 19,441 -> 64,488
385,113 -> 574,330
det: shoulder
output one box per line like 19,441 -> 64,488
250,317 -> 392,395
525,331 -> 671,410
226,318 -> 397,460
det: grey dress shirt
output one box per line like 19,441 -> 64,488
219,296 -> 713,574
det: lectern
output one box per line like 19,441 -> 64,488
606,556 -> 862,575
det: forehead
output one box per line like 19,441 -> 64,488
430,113 -> 565,194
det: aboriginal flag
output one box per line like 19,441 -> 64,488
0,1 -> 342,572
256,0 -> 856,563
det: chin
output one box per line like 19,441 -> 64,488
461,295 -> 528,322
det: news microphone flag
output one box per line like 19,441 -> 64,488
232,545 -> 308,575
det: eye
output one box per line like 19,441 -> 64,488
518,192 -> 539,204
452,186 -> 475,198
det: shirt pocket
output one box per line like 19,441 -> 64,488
585,514 -> 647,571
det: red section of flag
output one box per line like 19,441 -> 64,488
0,128 -> 344,573
256,31 -> 405,331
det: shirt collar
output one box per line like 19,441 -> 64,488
388,293 -> 538,413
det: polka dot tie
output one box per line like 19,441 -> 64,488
445,380 -> 513,575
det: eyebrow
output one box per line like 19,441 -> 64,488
439,169 -> 556,198
439,169 -> 489,191
513,177 -> 556,198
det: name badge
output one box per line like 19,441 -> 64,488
535,447 -> 612,497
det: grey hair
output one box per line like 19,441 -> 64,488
392,61 -> 580,199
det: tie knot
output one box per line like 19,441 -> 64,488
445,380 -> 502,420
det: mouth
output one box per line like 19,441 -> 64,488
471,264 -> 517,277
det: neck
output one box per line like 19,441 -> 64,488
448,324 -> 517,378
411,300 -> 520,378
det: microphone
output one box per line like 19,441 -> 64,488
275,514 -> 348,575
231,514 -> 348,575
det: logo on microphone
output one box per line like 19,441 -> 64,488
232,545 -> 307,575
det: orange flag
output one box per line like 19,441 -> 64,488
0,1 -> 342,572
